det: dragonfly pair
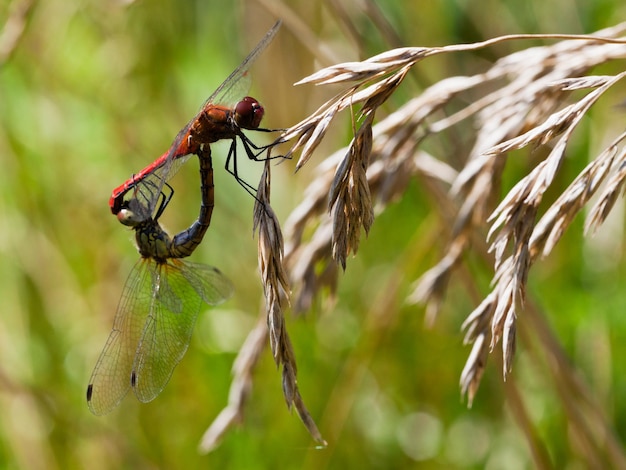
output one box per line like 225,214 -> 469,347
87,20 -> 282,415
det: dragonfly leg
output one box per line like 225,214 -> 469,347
153,181 -> 174,221
238,132 -> 289,161
225,140 -> 258,194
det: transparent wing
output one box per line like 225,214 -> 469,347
114,21 -> 280,219
131,259 -> 211,403
86,259 -> 154,415
199,20 -> 281,110
130,259 -> 233,403
120,128 -> 194,220
180,260 -> 234,305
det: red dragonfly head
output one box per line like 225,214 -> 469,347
234,96 -> 264,130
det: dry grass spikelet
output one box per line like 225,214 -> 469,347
205,19 -> 626,453
276,23 -> 626,404
252,161 -> 326,446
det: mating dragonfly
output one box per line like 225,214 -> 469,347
110,20 -> 282,223
87,147 -> 234,414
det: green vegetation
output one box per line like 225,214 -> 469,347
1,1 -> 625,468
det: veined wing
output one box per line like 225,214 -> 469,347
111,20 -> 280,219
196,20 -> 281,114
131,258 -> 230,403
87,259 -> 155,415
114,126 -> 193,221
180,260 -> 234,305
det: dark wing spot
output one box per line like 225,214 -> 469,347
86,384 -> 93,401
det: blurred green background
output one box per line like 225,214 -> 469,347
1,0 -> 626,468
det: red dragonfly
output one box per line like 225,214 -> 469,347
110,20 -> 282,224
87,147 -> 233,414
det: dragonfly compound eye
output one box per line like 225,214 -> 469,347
235,96 -> 264,129
117,208 -> 142,227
